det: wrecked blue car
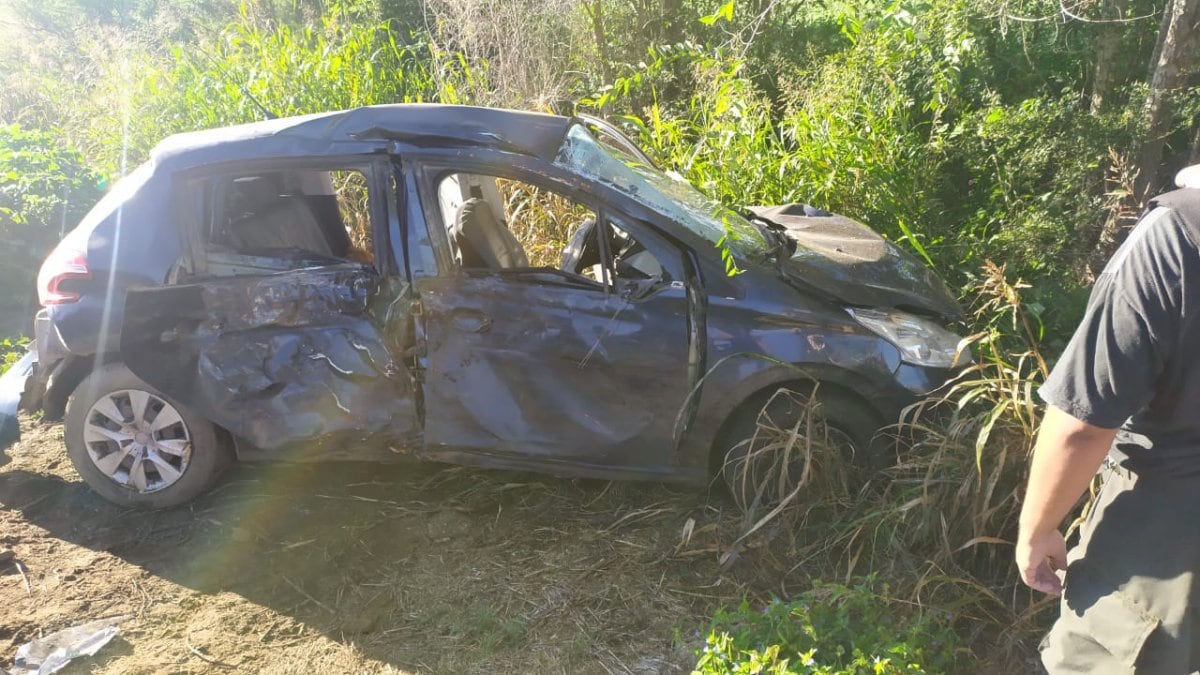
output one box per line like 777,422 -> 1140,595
0,105 -> 964,508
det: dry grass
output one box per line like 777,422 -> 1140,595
719,387 -> 857,539
702,263 -> 1056,666
496,177 -> 593,267
0,415 -> 851,674
425,0 -> 585,107
332,170 -> 373,253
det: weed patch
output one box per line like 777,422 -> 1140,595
696,579 -> 965,674
0,335 -> 28,375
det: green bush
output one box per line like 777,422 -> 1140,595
694,579 -> 965,675
0,336 -> 30,375
32,1 -> 480,175
0,123 -> 101,307
0,123 -> 100,235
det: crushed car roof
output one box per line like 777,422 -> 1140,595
151,104 -> 571,169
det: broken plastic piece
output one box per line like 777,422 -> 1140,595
11,615 -> 128,675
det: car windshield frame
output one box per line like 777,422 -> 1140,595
554,122 -> 771,262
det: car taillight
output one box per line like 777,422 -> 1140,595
37,244 -> 91,306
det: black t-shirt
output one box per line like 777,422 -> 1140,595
1040,188 -> 1200,475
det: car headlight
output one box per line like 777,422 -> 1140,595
847,308 -> 968,368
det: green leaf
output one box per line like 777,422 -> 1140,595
699,0 -> 735,25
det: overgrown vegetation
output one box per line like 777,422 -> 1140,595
0,336 -> 29,376
1,0 -> 1197,669
696,579 -> 964,674
0,124 -> 100,314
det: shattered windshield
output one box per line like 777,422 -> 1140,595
555,124 -> 770,261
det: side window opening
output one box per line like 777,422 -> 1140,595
436,173 -> 595,273
433,172 -> 671,296
560,214 -> 669,285
330,170 -> 374,265
204,167 -> 375,275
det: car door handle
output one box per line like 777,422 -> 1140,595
451,309 -> 493,333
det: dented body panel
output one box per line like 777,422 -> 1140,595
749,204 -> 961,320
121,266 -> 418,458
672,266 -> 949,471
417,272 -> 693,472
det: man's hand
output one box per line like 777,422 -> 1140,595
1016,529 -> 1067,595
1016,406 -> 1115,596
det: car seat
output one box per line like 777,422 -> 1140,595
451,198 -> 529,269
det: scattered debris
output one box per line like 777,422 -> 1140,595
14,560 -> 31,596
0,549 -> 31,596
11,616 -> 129,675
185,634 -> 237,670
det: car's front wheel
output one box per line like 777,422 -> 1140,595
64,363 -> 230,509
717,385 -> 885,511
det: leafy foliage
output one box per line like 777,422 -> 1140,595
0,336 -> 30,376
0,124 -> 100,236
694,579 -> 964,674
0,124 -> 101,305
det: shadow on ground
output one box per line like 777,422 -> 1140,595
0,416 -> 773,674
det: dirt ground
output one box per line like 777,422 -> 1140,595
0,415 -> 789,674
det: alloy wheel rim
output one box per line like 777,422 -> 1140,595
83,389 -> 192,494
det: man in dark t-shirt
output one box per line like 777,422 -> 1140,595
1017,174 -> 1200,672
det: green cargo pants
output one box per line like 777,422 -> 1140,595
1041,463 -> 1200,674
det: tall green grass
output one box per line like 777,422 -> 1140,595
32,5 -> 483,175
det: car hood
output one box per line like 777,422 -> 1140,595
748,204 -> 962,321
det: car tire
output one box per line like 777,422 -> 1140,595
717,385 -> 886,511
64,362 -> 230,509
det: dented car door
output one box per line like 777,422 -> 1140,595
121,268 -> 419,457
417,270 -> 692,474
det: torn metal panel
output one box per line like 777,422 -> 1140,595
748,204 -> 963,320
121,266 -> 418,456
417,273 -> 692,470
12,615 -> 128,675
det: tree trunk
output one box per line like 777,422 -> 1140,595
1132,0 -> 1200,203
1145,0 -> 1175,82
585,0 -> 611,83
1089,0 -> 1131,114
633,0 -> 653,42
1092,0 -> 1199,278
661,0 -> 684,44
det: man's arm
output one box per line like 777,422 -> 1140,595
1016,405 -> 1118,595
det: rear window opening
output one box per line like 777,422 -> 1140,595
202,167 -> 375,276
